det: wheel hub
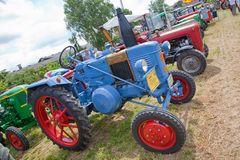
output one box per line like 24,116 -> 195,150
182,56 -> 201,73
8,133 -> 23,149
139,120 -> 176,149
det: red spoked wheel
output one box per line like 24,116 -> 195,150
36,96 -> 79,147
132,109 -> 186,154
170,71 -> 196,104
5,126 -> 29,151
31,87 -> 91,150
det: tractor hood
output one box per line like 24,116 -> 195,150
0,85 -> 28,101
151,22 -> 201,42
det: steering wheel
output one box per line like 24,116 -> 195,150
59,46 -> 79,69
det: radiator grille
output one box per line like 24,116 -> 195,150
109,61 -> 134,81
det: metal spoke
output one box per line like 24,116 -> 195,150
62,128 -> 74,140
68,126 -> 77,139
58,108 -> 67,118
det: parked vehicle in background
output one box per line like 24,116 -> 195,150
0,85 -> 36,151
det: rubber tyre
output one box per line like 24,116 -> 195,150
202,23 -> 207,31
5,127 -> 29,151
221,2 -> 228,10
200,29 -> 204,39
0,143 -> 14,160
131,109 -> 186,154
177,49 -> 207,76
31,86 -> 91,151
170,71 -> 196,104
204,43 -> 209,57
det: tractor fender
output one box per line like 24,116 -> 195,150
174,45 -> 194,60
27,76 -> 72,90
27,76 -> 72,104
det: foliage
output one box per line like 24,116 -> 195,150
68,32 -> 84,52
123,8 -> 132,15
64,0 -> 115,50
0,62 -> 60,92
149,0 -> 169,13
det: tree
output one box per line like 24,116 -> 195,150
123,8 -> 132,15
69,32 -> 84,52
149,0 -> 169,13
64,0 -> 115,49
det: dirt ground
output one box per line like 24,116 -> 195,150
10,10 -> 240,160
177,10 -> 240,160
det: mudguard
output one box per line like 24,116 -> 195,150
175,45 -> 194,55
27,76 -> 72,90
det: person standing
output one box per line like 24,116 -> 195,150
236,0 -> 240,12
229,0 -> 237,15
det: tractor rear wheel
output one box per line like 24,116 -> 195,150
5,127 -> 29,151
131,109 -> 186,154
177,49 -> 206,76
170,71 -> 196,104
204,43 -> 209,57
31,86 -> 91,151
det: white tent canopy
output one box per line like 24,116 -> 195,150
102,14 -> 145,30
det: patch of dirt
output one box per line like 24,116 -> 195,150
181,10 -> 240,160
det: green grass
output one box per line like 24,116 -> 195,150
9,98 -> 196,160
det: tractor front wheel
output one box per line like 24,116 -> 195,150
5,126 -> 29,151
170,71 -> 196,104
131,109 -> 186,154
31,86 -> 91,151
177,49 -> 207,76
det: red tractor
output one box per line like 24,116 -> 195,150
101,14 -> 207,76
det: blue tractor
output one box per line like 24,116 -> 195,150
27,9 -> 196,154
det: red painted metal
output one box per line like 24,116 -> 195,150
177,11 -> 200,20
63,70 -> 74,79
35,96 -> 79,147
138,119 -> 176,150
171,76 -> 191,101
7,132 -> 23,150
204,10 -> 213,23
150,22 -> 204,52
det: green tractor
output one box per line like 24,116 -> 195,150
154,12 -> 207,38
177,13 -> 208,31
0,85 -> 36,151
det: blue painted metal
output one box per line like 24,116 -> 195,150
30,41 -> 187,114
28,76 -> 71,89
128,99 -> 159,109
92,85 -> 122,114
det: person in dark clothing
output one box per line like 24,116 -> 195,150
229,0 -> 237,15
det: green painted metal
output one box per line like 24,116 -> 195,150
0,85 -> 36,133
178,14 -> 206,29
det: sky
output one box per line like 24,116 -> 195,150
0,0 -> 178,71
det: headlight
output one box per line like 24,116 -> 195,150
135,59 -> 148,74
161,41 -> 171,55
